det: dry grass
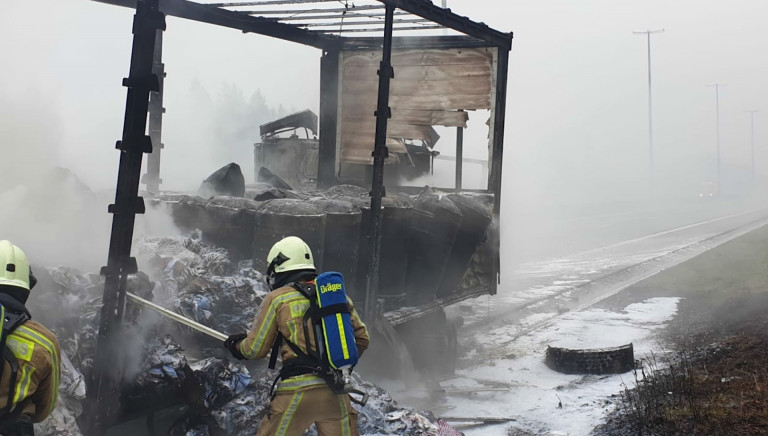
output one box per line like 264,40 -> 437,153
596,225 -> 768,435
613,340 -> 768,435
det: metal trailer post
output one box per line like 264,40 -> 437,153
489,47 -> 510,292
455,113 -> 464,190
318,49 -> 340,188
364,4 -> 395,319
86,0 -> 165,433
144,29 -> 165,195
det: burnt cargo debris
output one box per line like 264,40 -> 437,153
156,186 -> 497,312
441,194 -> 493,294
255,110 -> 319,190
27,237 -> 441,435
406,189 -> 463,303
198,163 -> 246,198
256,166 -> 294,191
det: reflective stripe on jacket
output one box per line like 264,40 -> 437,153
0,320 -> 61,423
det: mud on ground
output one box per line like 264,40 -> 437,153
594,224 -> 768,436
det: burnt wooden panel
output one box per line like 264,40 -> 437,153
344,63 -> 492,82
345,109 -> 468,128
344,79 -> 491,97
338,47 -> 493,164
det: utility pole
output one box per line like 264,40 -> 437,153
706,83 -> 726,194
746,110 -> 759,184
633,29 -> 664,183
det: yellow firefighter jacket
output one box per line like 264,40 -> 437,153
0,320 -> 61,423
238,283 -> 370,391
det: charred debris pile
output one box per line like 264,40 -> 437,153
159,175 -> 496,312
25,161 -> 497,434
30,237 -> 440,435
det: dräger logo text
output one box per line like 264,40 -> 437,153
320,283 -> 343,293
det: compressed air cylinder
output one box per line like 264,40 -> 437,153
315,272 -> 359,369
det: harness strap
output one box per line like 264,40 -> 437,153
0,357 -> 19,417
311,303 -> 351,320
269,336 -> 324,400
281,337 -> 346,394
302,310 -> 325,361
268,333 -> 283,370
290,282 -> 315,300
282,338 -> 320,373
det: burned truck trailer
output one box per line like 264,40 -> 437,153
85,0 -> 511,432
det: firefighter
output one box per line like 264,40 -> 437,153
224,236 -> 370,436
0,241 -> 61,436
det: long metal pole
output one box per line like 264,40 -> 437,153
126,292 -> 228,341
707,83 -> 726,193
365,4 -> 395,319
747,110 -> 759,184
633,29 -> 663,182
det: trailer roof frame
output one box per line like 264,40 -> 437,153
91,0 -> 512,50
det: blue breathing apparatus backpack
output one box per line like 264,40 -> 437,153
268,272 -> 360,395
315,272 -> 360,370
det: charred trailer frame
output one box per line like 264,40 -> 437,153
85,0 -> 512,433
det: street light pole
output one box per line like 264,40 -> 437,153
633,29 -> 664,182
706,83 -> 726,193
746,110 -> 760,184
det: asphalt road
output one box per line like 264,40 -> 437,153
456,195 -> 768,345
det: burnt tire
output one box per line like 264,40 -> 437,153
545,344 -> 634,375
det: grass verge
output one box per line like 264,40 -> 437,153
595,224 -> 768,435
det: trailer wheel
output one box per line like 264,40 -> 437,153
442,319 -> 459,374
396,308 -> 458,375
362,315 -> 416,380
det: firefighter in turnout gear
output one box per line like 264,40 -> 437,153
224,236 -> 370,436
0,241 -> 61,436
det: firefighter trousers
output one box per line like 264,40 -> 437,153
257,385 -> 359,436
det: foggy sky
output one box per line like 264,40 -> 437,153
3,0 -> 768,194
2,0 -> 768,270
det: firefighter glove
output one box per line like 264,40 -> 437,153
224,333 -> 248,360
